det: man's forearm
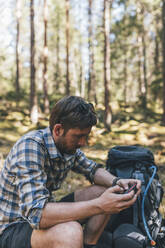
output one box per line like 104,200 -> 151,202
40,180 -> 139,229
39,198 -> 103,229
39,168 -> 117,229
93,168 -> 116,188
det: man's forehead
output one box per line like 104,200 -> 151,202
67,127 -> 92,135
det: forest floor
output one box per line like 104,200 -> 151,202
0,100 -> 165,216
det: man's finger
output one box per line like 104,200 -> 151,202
110,185 -> 124,193
120,194 -> 137,209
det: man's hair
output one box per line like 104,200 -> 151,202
49,96 -> 97,132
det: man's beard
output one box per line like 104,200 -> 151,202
55,138 -> 77,155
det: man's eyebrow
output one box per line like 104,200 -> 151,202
74,133 -> 89,137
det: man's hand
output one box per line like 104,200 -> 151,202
97,185 -> 138,214
116,178 -> 141,196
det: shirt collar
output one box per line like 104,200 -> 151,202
63,153 -> 76,162
43,127 -> 61,159
43,127 -> 77,162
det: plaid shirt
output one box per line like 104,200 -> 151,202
0,127 -> 101,235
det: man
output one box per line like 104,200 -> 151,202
0,96 -> 141,248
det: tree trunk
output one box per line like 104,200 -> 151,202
78,33 -> 84,98
123,3 -> 127,105
30,0 -> 38,124
43,0 -> 49,115
15,0 -> 21,94
103,0 -> 112,131
137,7 -> 148,109
123,55 -> 127,104
142,30 -> 147,109
88,0 -> 97,104
78,1 -> 85,98
55,12 -> 61,91
65,0 -> 70,96
137,36 -> 143,97
154,35 -> 159,74
154,15 -> 160,75
80,62 -> 85,98
162,0 -> 165,124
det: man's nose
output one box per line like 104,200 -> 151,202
78,137 -> 86,147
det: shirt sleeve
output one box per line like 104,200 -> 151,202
72,149 -> 103,183
14,138 -> 50,229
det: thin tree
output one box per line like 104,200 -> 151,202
55,11 -> 61,91
78,0 -> 85,98
154,28 -> 159,74
15,0 -> 21,94
142,27 -> 148,108
43,0 -> 49,114
123,52 -> 128,104
137,36 -> 143,98
137,4 -> 148,109
65,0 -> 70,95
123,3 -> 128,105
79,38 -> 85,98
30,0 -> 38,124
162,0 -> 165,124
88,0 -> 97,103
103,0 -> 113,131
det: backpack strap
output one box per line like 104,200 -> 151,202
142,165 -> 158,245
133,201 -> 138,227
132,169 -> 146,193
132,169 -> 145,228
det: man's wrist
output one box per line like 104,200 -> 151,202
112,177 -> 122,187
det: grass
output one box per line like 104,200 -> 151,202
0,100 -> 165,217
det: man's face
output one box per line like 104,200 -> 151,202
54,126 -> 91,155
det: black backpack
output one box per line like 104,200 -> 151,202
106,145 -> 165,248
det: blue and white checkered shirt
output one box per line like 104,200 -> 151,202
0,127 -> 101,235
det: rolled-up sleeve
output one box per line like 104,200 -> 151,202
15,138 -> 50,229
72,149 -> 103,183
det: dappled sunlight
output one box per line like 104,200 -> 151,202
0,105 -> 165,210
117,133 -> 135,143
113,119 -> 140,131
83,147 -> 108,164
0,0 -> 164,226
160,204 -> 165,217
136,128 -> 149,144
0,133 -> 19,143
149,125 -> 165,135
6,111 -> 25,121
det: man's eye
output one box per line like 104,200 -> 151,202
75,135 -> 81,140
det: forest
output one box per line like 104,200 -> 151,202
0,0 -> 165,213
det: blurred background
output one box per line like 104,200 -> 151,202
0,0 -> 165,211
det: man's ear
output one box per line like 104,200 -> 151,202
53,124 -> 64,137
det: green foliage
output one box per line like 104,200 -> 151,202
3,89 -> 28,102
0,0 -> 163,115
0,101 -> 165,212
150,78 -> 163,101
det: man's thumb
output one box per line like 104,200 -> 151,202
111,185 -> 123,194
